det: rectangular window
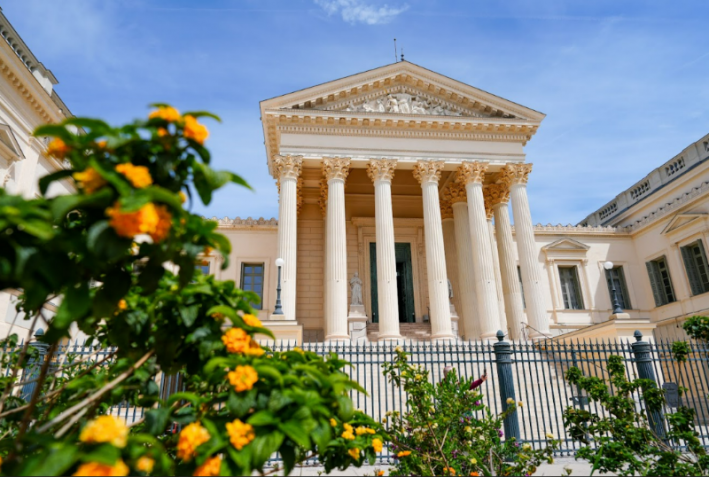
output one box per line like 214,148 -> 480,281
241,263 -> 264,310
646,256 -> 676,307
605,266 -> 632,310
681,240 -> 709,296
517,266 -> 526,308
559,266 -> 584,310
196,261 -> 210,276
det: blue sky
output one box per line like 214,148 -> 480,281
3,0 -> 708,224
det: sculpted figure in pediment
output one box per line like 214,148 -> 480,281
386,94 -> 400,113
411,97 -> 427,114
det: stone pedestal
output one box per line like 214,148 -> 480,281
258,317 -> 303,344
348,306 -> 368,343
450,303 -> 460,338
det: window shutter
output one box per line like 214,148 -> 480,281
696,240 -> 709,292
681,245 -> 702,296
646,261 -> 664,306
572,267 -> 584,309
618,267 -> 632,310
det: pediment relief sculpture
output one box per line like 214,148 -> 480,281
344,92 -> 465,117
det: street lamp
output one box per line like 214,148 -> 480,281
604,261 -> 624,315
274,258 -> 284,315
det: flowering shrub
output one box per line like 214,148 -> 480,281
0,107 -> 381,475
564,355 -> 709,476
683,315 -> 709,341
381,349 -> 557,476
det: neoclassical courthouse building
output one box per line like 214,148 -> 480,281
1,10 -> 709,343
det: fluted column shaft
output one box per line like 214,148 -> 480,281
457,162 -> 500,339
414,161 -> 454,341
493,202 -> 526,340
488,218 -> 507,333
324,158 -> 351,341
503,163 -> 549,338
274,155 -> 302,321
451,201 -> 479,339
368,159 -> 401,340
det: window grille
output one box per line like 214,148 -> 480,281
646,256 -> 676,306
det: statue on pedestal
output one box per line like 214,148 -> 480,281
350,272 -> 363,306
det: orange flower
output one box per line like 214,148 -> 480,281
470,473 -> 480,477
47,137 -> 71,158
226,419 -> 255,450
157,127 -> 169,137
372,438 -> 383,453
149,106 -> 181,122
443,467 -> 456,475
177,422 -> 211,462
106,202 -> 159,239
228,365 -> 258,393
193,456 -> 221,476
211,312 -> 225,321
221,328 -> 251,354
73,167 -> 107,194
117,299 -> 127,311
73,460 -> 129,476
397,451 -> 411,457
244,340 -> 265,357
377,471 -> 385,477
79,415 -> 128,448
135,456 -> 154,474
242,314 -> 262,328
183,115 -> 209,144
116,163 -> 152,188
149,205 -> 172,243
348,448 -> 360,460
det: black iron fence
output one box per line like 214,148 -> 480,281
4,330 -> 709,460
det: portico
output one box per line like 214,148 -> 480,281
260,61 -> 549,342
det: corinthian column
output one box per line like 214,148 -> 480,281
273,155 -> 302,321
441,197 -> 460,338
488,184 -> 525,339
444,182 -> 479,339
414,161 -> 455,341
367,159 -> 402,341
323,158 -> 351,341
501,163 -> 549,338
457,162 -> 499,339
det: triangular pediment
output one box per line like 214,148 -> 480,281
260,61 -> 545,121
543,238 -> 590,252
662,213 -> 707,235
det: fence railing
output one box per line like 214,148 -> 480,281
4,330 -> 709,461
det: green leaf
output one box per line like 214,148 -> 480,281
255,364 -> 283,385
63,117 -> 111,132
39,170 -> 74,195
336,395 -> 354,422
145,407 -> 171,435
21,443 -> 79,476
166,392 -> 203,407
52,282 -> 91,332
227,389 -> 257,418
278,420 -> 312,449
117,191 -> 152,212
81,443 -> 121,465
33,124 -> 73,142
182,111 -> 222,122
279,442 -> 296,476
179,304 -> 200,327
144,186 -> 183,209
247,410 -> 279,426
250,431 -> 284,468
225,171 -> 253,191
50,188 -> 113,220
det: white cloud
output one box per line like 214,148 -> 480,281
314,0 -> 408,25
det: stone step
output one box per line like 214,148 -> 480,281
366,322 -> 433,342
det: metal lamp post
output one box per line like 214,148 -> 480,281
273,258 -> 284,315
604,261 -> 624,315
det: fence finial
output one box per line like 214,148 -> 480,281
634,330 -> 643,342
496,330 -> 505,342
34,328 -> 44,339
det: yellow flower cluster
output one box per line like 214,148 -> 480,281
79,415 -> 128,448
341,423 -> 355,440
118,299 -> 127,311
135,456 -> 154,473
242,314 -> 262,327
372,438 -> 383,453
228,365 -> 258,393
193,456 -> 222,476
177,422 -> 211,461
73,460 -> 129,476
149,106 -> 181,122
443,467 -> 456,475
184,115 -> 209,144
73,167 -> 107,194
106,202 -> 172,243
330,418 -> 337,427
116,163 -> 152,188
47,138 -> 71,159
354,426 -> 376,436
226,419 -> 255,450
506,397 -> 515,405
348,448 -> 360,460
221,328 -> 265,357
397,451 -> 411,457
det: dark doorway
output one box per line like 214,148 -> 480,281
370,243 -> 415,323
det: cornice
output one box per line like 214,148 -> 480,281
514,224 -> 628,236
210,216 -> 279,230
351,216 -> 424,227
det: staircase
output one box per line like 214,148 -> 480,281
367,322 -> 433,341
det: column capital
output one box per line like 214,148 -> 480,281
413,160 -> 445,185
273,154 -> 303,180
485,183 -> 511,210
500,163 -> 533,187
441,197 -> 454,220
318,178 -> 328,217
456,161 -> 488,185
323,157 -> 351,182
443,181 -> 467,204
482,187 -> 494,220
367,158 -> 397,183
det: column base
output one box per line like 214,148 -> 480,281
431,332 -> 457,342
324,334 -> 351,342
348,308 -> 368,343
257,317 -> 303,345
